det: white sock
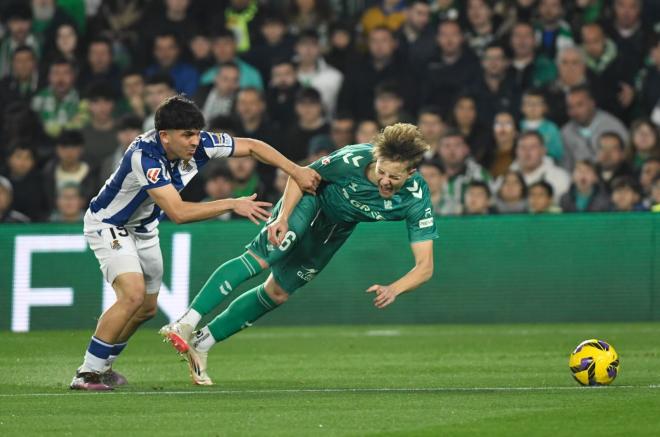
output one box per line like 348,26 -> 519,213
81,351 -> 108,373
193,326 -> 216,352
179,309 -> 202,328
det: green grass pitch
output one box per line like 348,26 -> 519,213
1,323 -> 659,436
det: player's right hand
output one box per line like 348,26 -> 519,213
233,194 -> 272,225
292,166 -> 321,195
267,217 -> 289,246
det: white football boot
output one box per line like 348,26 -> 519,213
159,321 -> 194,354
186,331 -> 214,386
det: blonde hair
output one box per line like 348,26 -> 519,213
372,123 -> 429,169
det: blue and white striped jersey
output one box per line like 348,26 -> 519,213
83,129 -> 234,233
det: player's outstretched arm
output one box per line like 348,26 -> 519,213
267,175 -> 304,246
232,137 -> 320,194
148,184 -> 272,225
367,240 -> 434,309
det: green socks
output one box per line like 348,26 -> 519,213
190,253 -> 263,316
206,284 -> 276,342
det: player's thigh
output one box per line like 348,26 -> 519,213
85,227 -> 144,289
271,225 -> 353,294
246,195 -> 320,266
112,272 -> 147,306
134,232 -> 163,294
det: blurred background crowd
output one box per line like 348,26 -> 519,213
1,0 -> 660,223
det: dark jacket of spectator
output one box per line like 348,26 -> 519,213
559,183 -> 612,212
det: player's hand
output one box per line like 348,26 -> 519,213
233,194 -> 272,225
292,166 -> 321,195
366,284 -> 398,309
267,217 -> 289,246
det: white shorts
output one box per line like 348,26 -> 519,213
85,227 -> 163,294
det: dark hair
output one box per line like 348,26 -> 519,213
145,73 -> 175,89
87,36 -> 113,52
369,25 -> 395,38
121,68 -> 144,81
522,87 -> 546,100
271,57 -> 295,69
49,57 -> 75,71
568,84 -> 594,100
296,87 -> 322,104
375,81 -> 402,99
418,105 -> 443,120
484,42 -> 510,58
441,128 -> 465,141
598,131 -> 625,150
611,175 -> 641,195
208,114 -> 238,133
4,2 -> 32,22
297,29 -> 320,43
154,31 -> 180,47
574,159 -> 597,172
529,180 -> 554,197
500,170 -> 528,197
85,81 -> 116,101
261,12 -> 287,26
419,158 -> 445,173
237,86 -> 264,101
206,163 -> 233,181
212,28 -> 236,42
467,180 -> 491,197
56,129 -> 85,147
116,114 -> 143,132
7,142 -> 35,158
518,130 -> 545,146
12,45 -> 36,58
154,95 -> 205,131
219,61 -> 240,72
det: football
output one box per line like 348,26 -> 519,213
569,339 -> 619,386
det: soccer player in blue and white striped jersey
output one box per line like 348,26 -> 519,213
70,95 -> 320,390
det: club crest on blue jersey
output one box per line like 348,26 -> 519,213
146,168 -> 161,183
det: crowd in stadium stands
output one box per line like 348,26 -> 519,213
2,0 -> 660,223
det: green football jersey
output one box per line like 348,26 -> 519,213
308,144 -> 438,243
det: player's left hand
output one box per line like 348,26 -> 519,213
366,284 -> 398,309
292,167 -> 321,195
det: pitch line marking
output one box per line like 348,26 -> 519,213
0,385 -> 658,398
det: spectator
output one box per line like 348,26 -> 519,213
227,155 -> 269,202
637,39 -> 660,118
40,22 -> 81,77
355,119 -> 380,144
117,70 -> 146,119
138,0 -> 197,63
49,182 -> 84,223
463,179 -> 493,215
99,114 -> 143,184
0,2 -> 39,78
306,134 -> 335,164
450,95 -> 493,166
224,0 -> 265,53
30,0 -> 77,52
325,22 -> 355,74
244,13 -> 295,85
528,180 -> 561,213
188,32 -> 215,74
580,22 -> 634,122
287,0 -> 334,45
610,175 -> 645,211
629,119 -> 660,170
0,175 -> 30,223
194,62 -> 240,121
421,20 -> 481,116
266,59 -> 301,128
145,32 -> 199,96
418,106 -> 445,161
595,131 -> 634,189
142,73 -> 176,131
606,0 -> 647,76
0,46 -> 40,110
1,143 -> 47,220
203,164 -> 234,221
1,101 -> 50,164
31,58 -> 86,138
465,0 -> 504,57
542,47 -> 589,125
639,158 -> 660,205
282,87 -> 329,163
520,88 -> 563,162
374,81 -> 412,128
330,114 -> 355,149
437,129 -> 490,215
490,111 -> 517,179
509,21 -> 556,92
396,0 -> 435,70
295,30 -> 343,116
650,175 -> 660,212
42,129 -> 94,212
201,29 -> 263,90
535,0 -> 574,60
559,160 -> 611,212
510,131 -> 570,202
338,26 -> 412,121
360,0 -> 406,37
494,170 -> 527,214
419,158 -> 446,215
561,85 -> 629,171
81,83 -> 118,171
78,37 -> 121,94
465,42 -> 519,125
430,0 -> 461,25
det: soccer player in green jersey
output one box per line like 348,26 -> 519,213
160,123 -> 438,385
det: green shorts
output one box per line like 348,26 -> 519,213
246,195 -> 356,293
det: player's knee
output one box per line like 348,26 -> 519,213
264,277 -> 289,305
136,301 -> 158,321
